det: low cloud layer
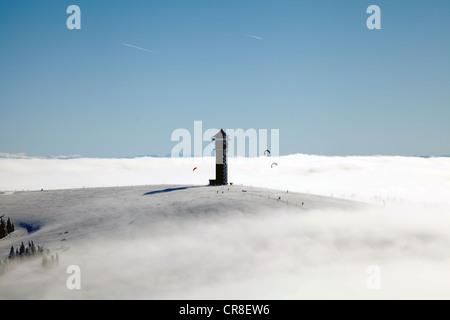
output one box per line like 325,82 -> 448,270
1,204 -> 450,299
0,153 -> 81,160
1,155 -> 449,299
1,154 -> 449,206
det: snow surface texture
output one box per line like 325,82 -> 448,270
0,154 -> 449,299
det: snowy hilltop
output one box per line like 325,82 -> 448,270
0,154 -> 450,299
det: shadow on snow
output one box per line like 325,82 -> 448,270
142,186 -> 203,196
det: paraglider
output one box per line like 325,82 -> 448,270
264,149 -> 271,156
193,167 -> 197,172
271,163 -> 278,168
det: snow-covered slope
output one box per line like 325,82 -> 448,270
0,184 -> 364,258
1,155 -> 450,299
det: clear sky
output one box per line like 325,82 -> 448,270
0,0 -> 449,157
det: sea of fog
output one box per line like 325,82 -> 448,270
0,154 -> 449,299
1,154 -> 449,206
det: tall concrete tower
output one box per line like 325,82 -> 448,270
209,129 -> 228,186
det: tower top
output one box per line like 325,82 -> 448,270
215,129 -> 226,138
212,129 -> 227,141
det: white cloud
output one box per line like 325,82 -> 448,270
1,154 -> 449,206
1,154 -> 449,299
1,204 -> 450,299
0,153 -> 81,160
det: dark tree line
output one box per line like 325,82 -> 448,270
1,240 -> 56,276
8,240 -> 43,259
0,217 -> 15,239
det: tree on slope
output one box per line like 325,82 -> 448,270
6,217 -> 14,234
0,219 -> 6,239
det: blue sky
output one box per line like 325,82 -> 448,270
0,0 -> 449,157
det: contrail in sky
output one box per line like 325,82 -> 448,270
243,34 -> 263,40
121,43 -> 161,54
